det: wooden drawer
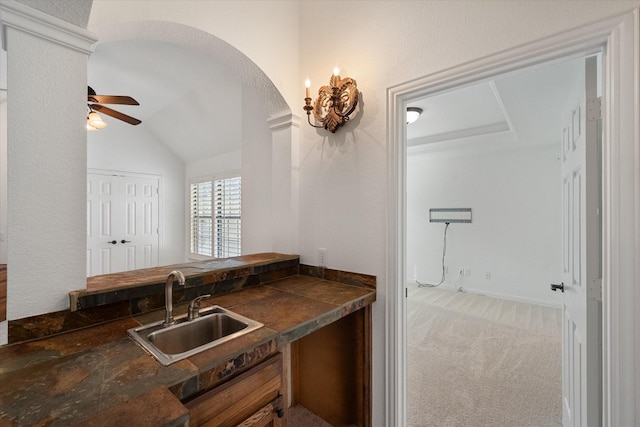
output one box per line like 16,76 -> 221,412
237,396 -> 283,427
186,353 -> 283,427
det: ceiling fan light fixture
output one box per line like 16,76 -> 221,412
86,122 -> 97,131
406,107 -> 423,124
88,111 -> 107,129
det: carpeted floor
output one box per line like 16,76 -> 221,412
288,404 -> 334,427
407,286 -> 562,427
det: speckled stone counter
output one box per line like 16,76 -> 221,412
0,256 -> 376,426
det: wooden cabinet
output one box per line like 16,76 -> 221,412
185,354 -> 284,427
184,306 -> 372,427
290,306 -> 372,426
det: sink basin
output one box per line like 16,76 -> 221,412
127,305 -> 263,366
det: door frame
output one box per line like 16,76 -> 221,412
386,9 -> 640,427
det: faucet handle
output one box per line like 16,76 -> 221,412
188,294 -> 212,320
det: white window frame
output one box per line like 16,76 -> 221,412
188,172 -> 241,260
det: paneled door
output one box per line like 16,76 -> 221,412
558,56 -> 601,427
87,172 -> 159,276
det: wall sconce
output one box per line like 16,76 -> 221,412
304,67 -> 359,133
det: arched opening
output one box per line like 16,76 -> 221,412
87,21 -> 292,273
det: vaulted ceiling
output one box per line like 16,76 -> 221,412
407,57 -> 585,153
88,39 -> 244,163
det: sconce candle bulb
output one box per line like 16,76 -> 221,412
303,68 -> 359,133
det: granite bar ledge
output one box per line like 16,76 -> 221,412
70,253 -> 299,312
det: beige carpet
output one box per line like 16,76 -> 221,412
288,405 -> 333,427
407,286 -> 562,427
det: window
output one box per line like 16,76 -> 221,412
190,175 -> 241,258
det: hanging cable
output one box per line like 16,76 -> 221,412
416,222 -> 450,288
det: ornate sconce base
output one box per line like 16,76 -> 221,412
304,73 -> 359,133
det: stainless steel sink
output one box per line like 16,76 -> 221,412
127,305 -> 263,366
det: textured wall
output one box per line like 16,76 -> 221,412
7,25 -> 89,318
15,0 -> 92,27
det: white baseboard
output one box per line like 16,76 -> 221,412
407,278 -> 562,309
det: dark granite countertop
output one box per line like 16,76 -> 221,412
0,272 -> 376,426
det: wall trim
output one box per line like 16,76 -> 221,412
601,9 -> 640,426
407,281 -> 564,309
268,111 -> 300,131
0,0 -> 96,54
387,8 -> 639,427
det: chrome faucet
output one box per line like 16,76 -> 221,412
163,270 -> 186,326
188,294 -> 212,321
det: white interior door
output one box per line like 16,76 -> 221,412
87,172 -> 159,276
558,55 -> 601,427
120,175 -> 159,272
87,173 -> 118,276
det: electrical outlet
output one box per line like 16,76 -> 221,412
485,272 -> 492,279
318,248 -> 328,267
464,268 -> 471,277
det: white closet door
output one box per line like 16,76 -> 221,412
87,172 -> 159,276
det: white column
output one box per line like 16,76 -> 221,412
0,0 -> 97,321
268,112 -> 300,255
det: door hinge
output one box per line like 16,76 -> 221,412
588,278 -> 602,302
587,97 -> 602,121
405,287 -> 408,298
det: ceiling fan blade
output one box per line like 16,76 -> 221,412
88,95 -> 140,105
91,104 -> 142,125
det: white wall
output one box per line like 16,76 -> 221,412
0,50 -> 6,265
407,145 -> 562,306
185,151 -> 241,182
88,0 -> 300,113
183,85 -> 273,258
240,86 -> 273,255
88,124 -> 186,266
297,3 -> 637,423
0,49 -> 6,344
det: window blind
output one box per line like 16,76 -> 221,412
190,176 -> 241,258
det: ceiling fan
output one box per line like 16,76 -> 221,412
87,86 -> 141,130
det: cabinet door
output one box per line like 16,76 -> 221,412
186,354 -> 282,427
